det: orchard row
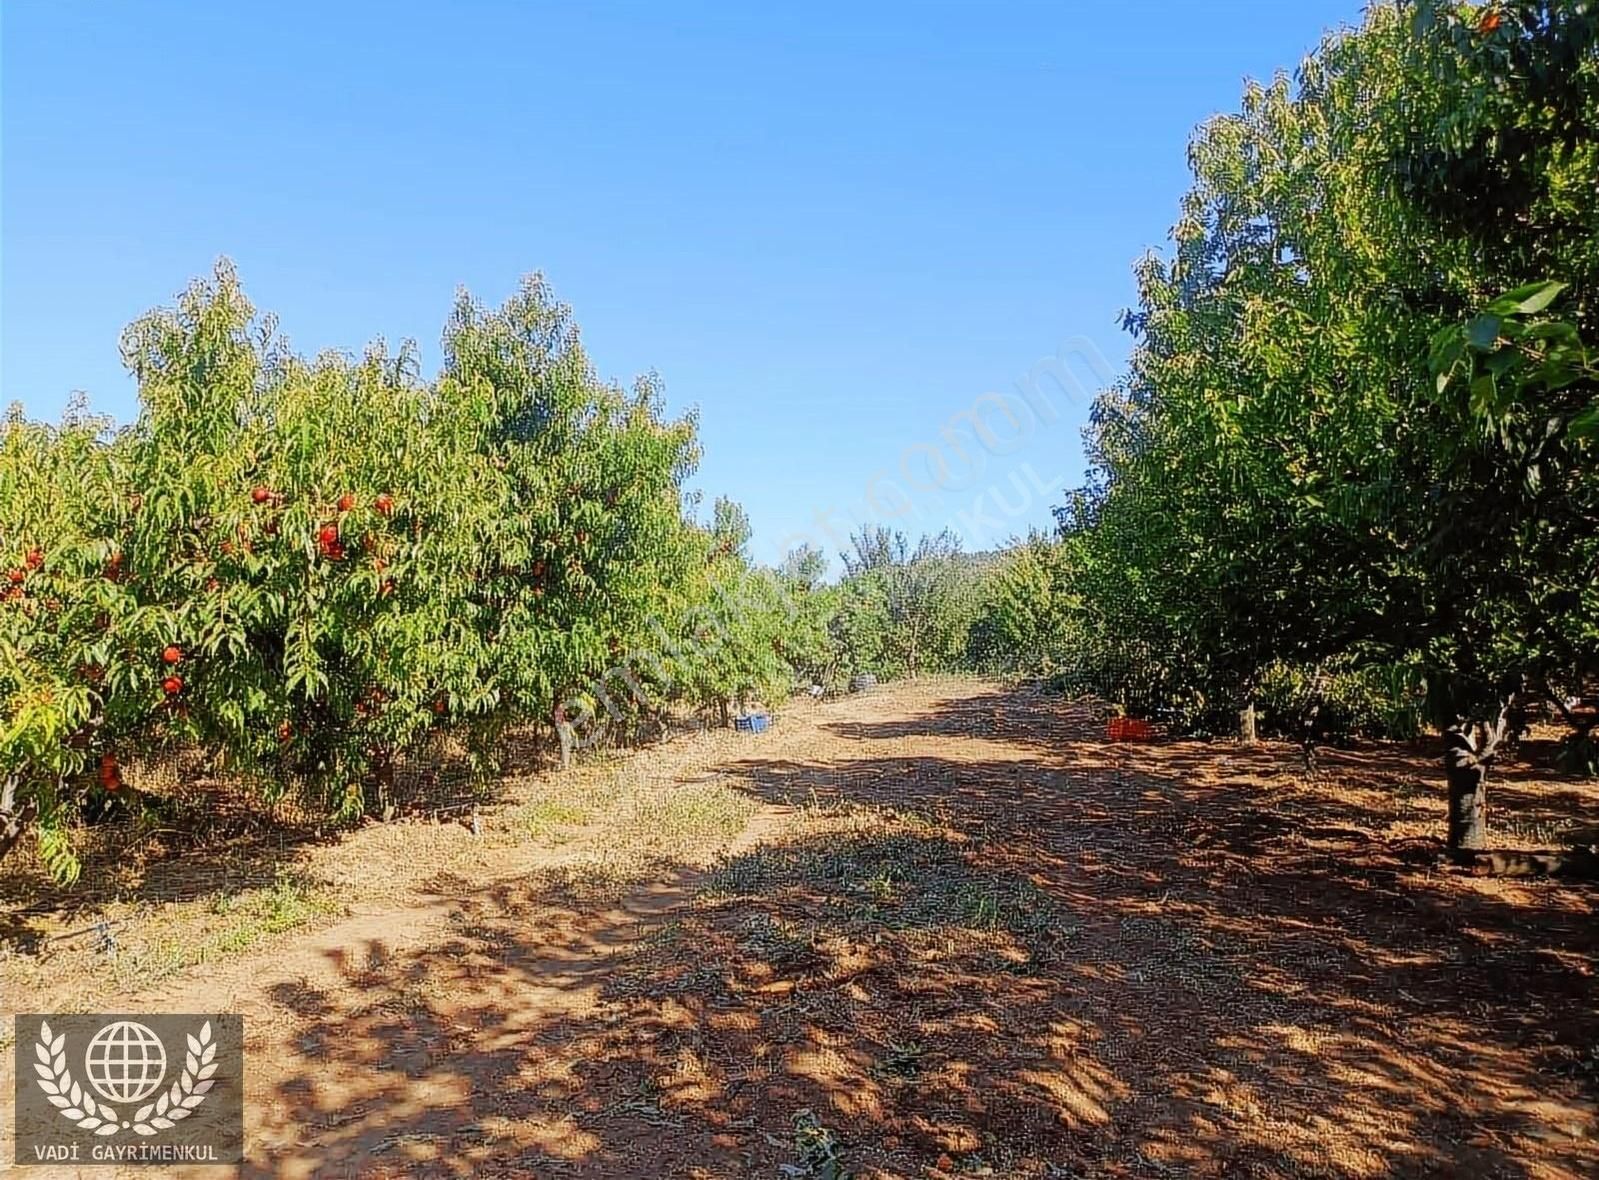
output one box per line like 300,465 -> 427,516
0,267 -> 818,882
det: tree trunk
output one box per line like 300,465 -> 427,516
1300,696 -> 1322,775
555,705 -> 573,770
1239,702 -> 1258,745
718,698 -> 731,728
1444,731 -> 1488,851
1443,697 -> 1514,856
0,791 -> 38,869
363,753 -> 396,821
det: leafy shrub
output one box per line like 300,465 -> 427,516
0,264 -> 728,882
1255,661 -> 1424,743
832,528 -> 980,681
965,535 -> 1079,676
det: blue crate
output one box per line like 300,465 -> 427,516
734,712 -> 770,734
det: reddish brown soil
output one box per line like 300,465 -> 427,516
5,679 -> 1597,1178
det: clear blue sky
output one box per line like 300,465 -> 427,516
2,1 -> 1360,570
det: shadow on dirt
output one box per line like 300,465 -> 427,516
0,715 -> 718,934
241,686 -> 1599,1178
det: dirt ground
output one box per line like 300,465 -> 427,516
3,678 -> 1598,1178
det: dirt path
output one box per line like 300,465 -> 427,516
5,679 -> 1598,1178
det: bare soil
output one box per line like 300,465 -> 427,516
3,679 -> 1597,1178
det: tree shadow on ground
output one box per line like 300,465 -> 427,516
0,713 -> 708,935
239,687 -> 1598,1178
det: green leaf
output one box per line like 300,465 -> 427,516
1520,321 -> 1581,347
1570,400 -> 1599,440
1486,280 -> 1567,317
1466,315 -> 1501,350
1468,373 -> 1499,418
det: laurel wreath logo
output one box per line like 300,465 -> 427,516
32,1020 -> 217,1137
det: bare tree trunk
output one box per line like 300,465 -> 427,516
1550,690 -> 1595,742
1239,702 -> 1258,745
363,751 -> 396,820
0,772 -> 38,868
1444,734 -> 1488,851
1300,666 -> 1327,775
555,705 -> 574,770
1444,697 -> 1513,855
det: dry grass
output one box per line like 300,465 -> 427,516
0,716 -> 769,1011
111,869 -> 346,986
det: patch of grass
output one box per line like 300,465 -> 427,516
863,864 -> 903,903
520,797 -> 591,841
617,781 -> 757,859
212,873 -> 337,952
873,1039 -> 925,1081
1392,779 -> 1428,804
734,911 -> 816,969
956,883 -> 1004,930
118,870 -> 342,984
513,773 -> 757,862
1497,814 -> 1579,847
707,825 -> 1064,948
791,1108 -> 855,1180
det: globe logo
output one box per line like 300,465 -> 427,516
83,1021 -> 168,1104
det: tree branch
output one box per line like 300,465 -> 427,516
1480,691 -> 1518,763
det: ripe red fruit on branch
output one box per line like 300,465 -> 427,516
162,645 -> 183,665
162,674 -> 184,696
7,569 -> 24,585
1478,8 -> 1501,33
24,547 -> 43,569
432,696 -> 448,716
374,493 -> 394,516
337,492 -> 356,513
251,485 -> 273,505
277,721 -> 294,743
317,520 -> 345,561
98,754 -> 121,791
